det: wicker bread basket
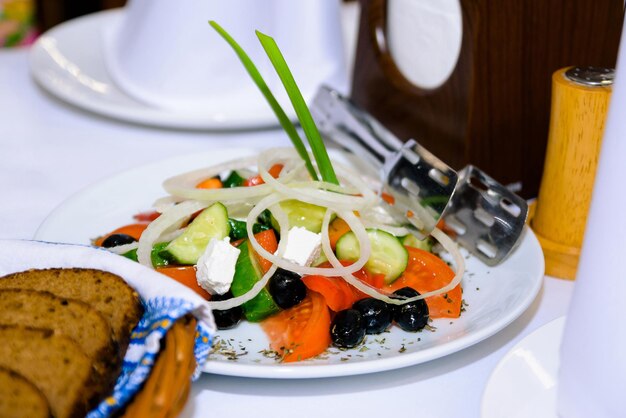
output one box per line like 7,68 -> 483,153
122,315 -> 198,418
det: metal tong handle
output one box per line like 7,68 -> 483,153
310,86 -> 403,167
311,85 -> 529,266
312,86 -> 458,239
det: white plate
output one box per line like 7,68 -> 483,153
481,316 -> 564,418
29,10 -> 344,130
35,148 -> 545,379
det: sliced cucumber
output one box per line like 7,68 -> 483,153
161,202 -> 230,264
401,234 -> 433,253
336,229 -> 408,284
271,199 -> 328,233
230,239 -> 280,322
312,250 -> 328,267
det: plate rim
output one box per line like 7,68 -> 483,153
35,148 -> 545,379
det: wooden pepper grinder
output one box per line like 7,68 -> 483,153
531,66 -> 614,279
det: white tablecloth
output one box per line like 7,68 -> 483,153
0,28 -> 572,418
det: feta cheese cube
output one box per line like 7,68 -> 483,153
196,237 -> 240,295
282,227 -> 322,267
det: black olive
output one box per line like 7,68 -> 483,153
352,298 -> 393,334
210,292 -> 243,330
331,309 -> 366,348
392,287 -> 429,332
101,233 -> 137,248
268,268 -> 307,309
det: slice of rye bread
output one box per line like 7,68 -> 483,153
0,268 -> 143,351
0,289 -> 121,386
0,366 -> 52,418
0,326 -> 100,418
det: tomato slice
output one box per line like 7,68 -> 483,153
250,229 -> 278,274
156,266 -> 211,300
196,177 -> 223,189
328,217 -> 351,250
381,192 -> 395,205
244,164 -> 284,187
352,266 -> 386,290
436,218 -> 457,239
94,223 -> 149,247
133,211 -> 160,222
302,262 -> 385,311
261,291 -> 331,362
302,275 -> 359,312
386,246 -> 462,318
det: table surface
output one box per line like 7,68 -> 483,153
0,15 -> 572,418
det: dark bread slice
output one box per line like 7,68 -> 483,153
0,326 -> 99,418
0,268 -> 143,351
0,289 -> 121,388
0,366 -> 51,418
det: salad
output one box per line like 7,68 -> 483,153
95,149 -> 464,362
94,22 -> 465,363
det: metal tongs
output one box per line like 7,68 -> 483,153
310,86 -> 528,266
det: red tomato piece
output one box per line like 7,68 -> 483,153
351,267 -> 386,291
196,177 -> 223,189
328,217 -> 351,250
302,275 -> 359,312
231,238 -> 245,248
261,291 -> 331,362
244,164 -> 284,187
133,211 -> 160,222
302,262 -> 386,311
250,229 -> 278,274
386,246 -> 462,318
381,192 -> 395,205
436,218 -> 457,239
156,266 -> 211,300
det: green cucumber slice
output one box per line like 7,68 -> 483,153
230,240 -> 280,322
335,229 -> 408,284
271,199 -> 328,233
161,202 -> 230,264
312,250 -> 328,267
401,234 -> 433,253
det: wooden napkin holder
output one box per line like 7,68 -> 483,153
350,0 -> 622,198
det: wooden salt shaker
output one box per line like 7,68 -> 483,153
531,66 -> 613,279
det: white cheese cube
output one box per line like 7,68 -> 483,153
282,227 -> 322,267
196,237 -> 240,295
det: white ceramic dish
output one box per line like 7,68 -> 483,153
35,148 -> 545,379
29,10 -> 344,130
481,316 -> 564,418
